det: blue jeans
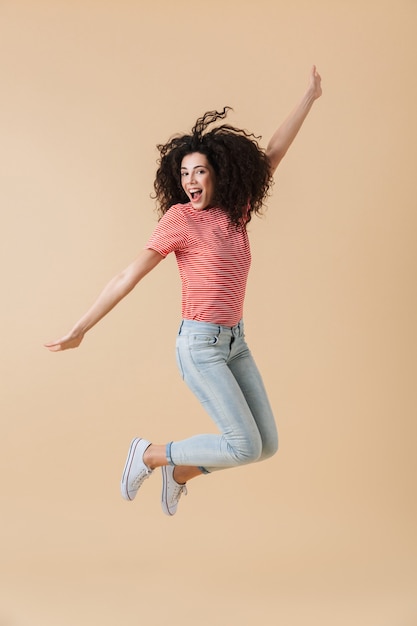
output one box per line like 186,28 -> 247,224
167,319 -> 278,473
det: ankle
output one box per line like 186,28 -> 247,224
173,466 -> 202,484
143,444 -> 167,470
173,467 -> 186,485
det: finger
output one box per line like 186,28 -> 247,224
311,65 -> 320,79
44,340 -> 59,347
44,341 -> 63,351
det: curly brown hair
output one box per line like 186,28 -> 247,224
153,107 -> 273,228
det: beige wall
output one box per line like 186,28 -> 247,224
1,1 -> 416,624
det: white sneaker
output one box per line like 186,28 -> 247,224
121,438 -> 152,501
161,465 -> 187,516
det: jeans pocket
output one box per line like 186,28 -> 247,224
188,333 -> 222,371
190,334 -> 219,347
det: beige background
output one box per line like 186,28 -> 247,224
1,1 -> 416,624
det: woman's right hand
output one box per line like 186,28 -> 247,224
44,249 -> 164,354
44,331 -> 84,352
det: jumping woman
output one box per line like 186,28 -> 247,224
45,66 -> 322,516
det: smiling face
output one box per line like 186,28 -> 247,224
180,152 -> 216,210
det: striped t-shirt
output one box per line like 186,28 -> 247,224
146,202 -> 251,326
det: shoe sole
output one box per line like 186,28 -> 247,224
161,465 -> 174,516
121,437 -> 142,501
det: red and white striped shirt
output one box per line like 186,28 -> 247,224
146,202 -> 251,326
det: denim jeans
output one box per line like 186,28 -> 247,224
167,319 -> 278,473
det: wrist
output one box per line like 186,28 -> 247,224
71,324 -> 87,339
302,88 -> 318,106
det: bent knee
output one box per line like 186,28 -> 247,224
230,437 -> 262,466
259,435 -> 279,462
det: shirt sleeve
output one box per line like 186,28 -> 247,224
145,205 -> 189,257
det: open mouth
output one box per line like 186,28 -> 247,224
190,189 -> 202,201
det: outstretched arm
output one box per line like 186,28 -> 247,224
266,65 -> 322,174
45,248 -> 163,351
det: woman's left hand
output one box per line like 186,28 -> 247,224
308,65 -> 322,101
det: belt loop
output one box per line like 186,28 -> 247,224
178,320 -> 184,335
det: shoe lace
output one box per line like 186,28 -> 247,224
131,468 -> 152,489
171,483 -> 187,503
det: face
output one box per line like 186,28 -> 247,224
180,152 -> 216,210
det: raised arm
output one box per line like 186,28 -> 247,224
266,65 -> 322,174
45,248 -> 163,351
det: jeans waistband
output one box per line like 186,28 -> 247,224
178,319 -> 244,338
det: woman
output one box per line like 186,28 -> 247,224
45,66 -> 322,516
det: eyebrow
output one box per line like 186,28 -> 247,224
180,164 -> 207,170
